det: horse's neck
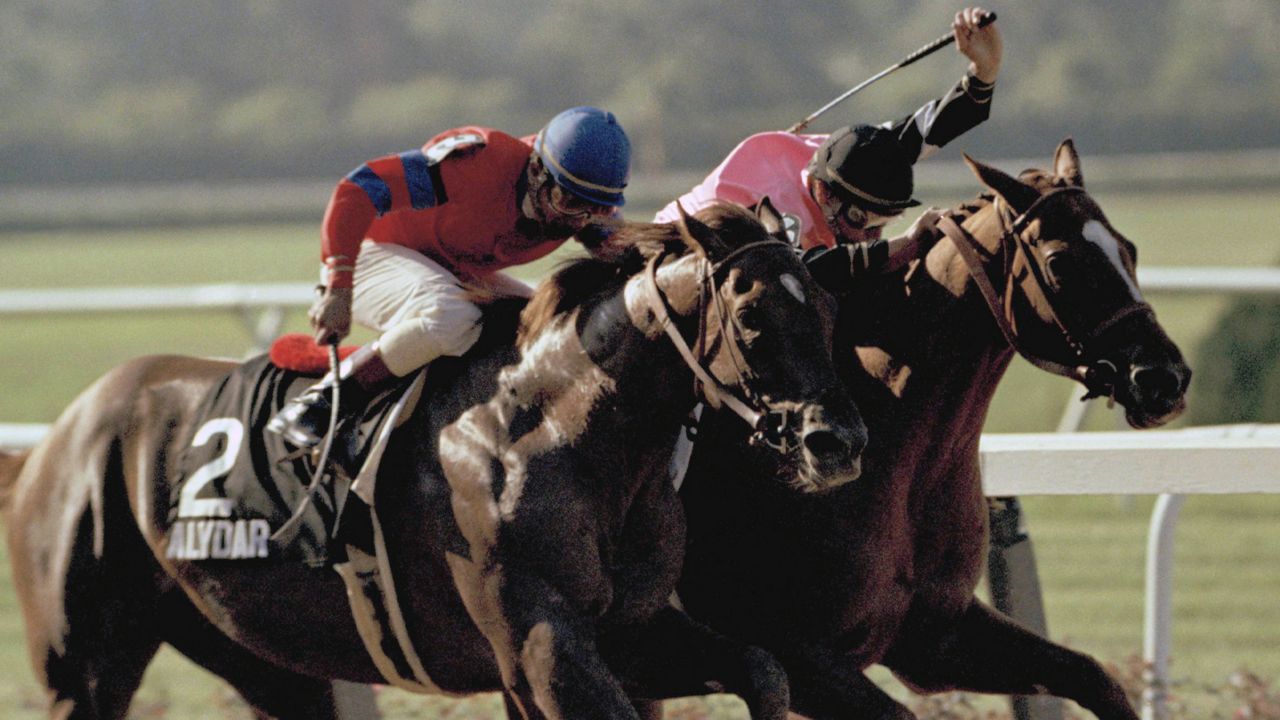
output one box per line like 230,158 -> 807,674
506,257 -> 703,458
854,205 -> 1015,472
613,254 -> 707,422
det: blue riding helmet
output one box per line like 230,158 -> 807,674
534,106 -> 631,207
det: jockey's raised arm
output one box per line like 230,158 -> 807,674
886,6 -> 1002,163
658,7 -> 1001,294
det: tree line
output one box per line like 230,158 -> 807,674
6,0 -> 1279,184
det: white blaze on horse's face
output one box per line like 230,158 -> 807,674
1081,220 -> 1142,301
780,273 -> 806,304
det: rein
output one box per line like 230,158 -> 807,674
936,187 -> 1154,399
642,241 -> 798,453
272,343 -> 343,543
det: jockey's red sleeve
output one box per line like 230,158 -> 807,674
320,150 -> 439,288
321,180 -> 375,288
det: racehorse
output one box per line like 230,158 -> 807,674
0,202 -> 867,720
673,140 -> 1191,719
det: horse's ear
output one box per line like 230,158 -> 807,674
754,196 -> 786,240
963,153 -> 1041,215
675,201 -> 724,259
1053,137 -> 1084,188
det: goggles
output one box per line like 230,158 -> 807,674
548,182 -> 613,219
531,163 -> 613,220
830,195 -> 903,230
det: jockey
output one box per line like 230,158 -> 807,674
268,106 -> 631,448
655,7 -> 1002,290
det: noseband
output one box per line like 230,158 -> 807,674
642,240 -> 801,453
936,187 -> 1154,401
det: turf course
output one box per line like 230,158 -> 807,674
0,188 -> 1277,718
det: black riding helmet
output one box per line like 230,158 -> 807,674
807,124 -> 921,215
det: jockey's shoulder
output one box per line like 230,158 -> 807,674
720,131 -> 823,167
733,131 -> 819,151
424,127 -> 494,165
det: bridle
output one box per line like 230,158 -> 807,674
936,186 -> 1155,401
641,239 -> 806,453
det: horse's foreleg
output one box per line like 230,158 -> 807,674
881,599 -> 1137,720
597,606 -> 790,720
482,573 -> 639,720
502,692 -> 532,720
773,644 -> 914,720
512,610 -> 637,720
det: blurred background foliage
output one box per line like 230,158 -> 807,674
6,0 -> 1280,184
1188,295 -> 1280,426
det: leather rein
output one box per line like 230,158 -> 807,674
642,240 -> 801,453
935,187 -> 1154,400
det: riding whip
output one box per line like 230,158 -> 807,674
787,11 -> 997,133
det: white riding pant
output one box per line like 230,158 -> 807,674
336,240 -> 533,377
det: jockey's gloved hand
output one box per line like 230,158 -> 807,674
905,208 -> 947,257
866,209 -> 948,275
309,285 -> 353,344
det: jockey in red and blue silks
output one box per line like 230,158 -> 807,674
269,106 -> 631,448
656,7 -> 1002,292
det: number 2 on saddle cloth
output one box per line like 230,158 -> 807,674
166,341 -> 414,567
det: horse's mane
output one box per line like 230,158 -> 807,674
516,224 -> 672,348
517,202 -> 764,348
954,192 -> 993,223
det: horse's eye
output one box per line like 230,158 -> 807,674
737,306 -> 764,332
732,272 -> 755,296
1044,252 -> 1078,289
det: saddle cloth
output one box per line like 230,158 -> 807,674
164,352 -> 442,691
165,353 -> 419,566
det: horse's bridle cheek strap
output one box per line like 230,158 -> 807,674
937,215 -> 1086,381
939,209 -> 1160,395
642,252 -> 764,429
1014,231 -> 1157,367
642,245 -> 811,454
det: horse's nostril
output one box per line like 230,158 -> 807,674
802,429 -> 850,461
1131,365 -> 1182,400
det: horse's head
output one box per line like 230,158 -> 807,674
944,139 -> 1190,428
645,199 -> 868,491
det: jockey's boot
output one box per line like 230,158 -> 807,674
266,343 -> 395,449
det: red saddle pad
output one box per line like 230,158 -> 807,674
269,333 -> 361,375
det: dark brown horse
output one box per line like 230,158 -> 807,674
674,141 -> 1190,719
1,202 -> 867,720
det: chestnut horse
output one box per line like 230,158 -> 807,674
674,141 -> 1190,719
0,202 -> 866,720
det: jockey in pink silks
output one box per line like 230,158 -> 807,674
657,7 -> 1002,293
